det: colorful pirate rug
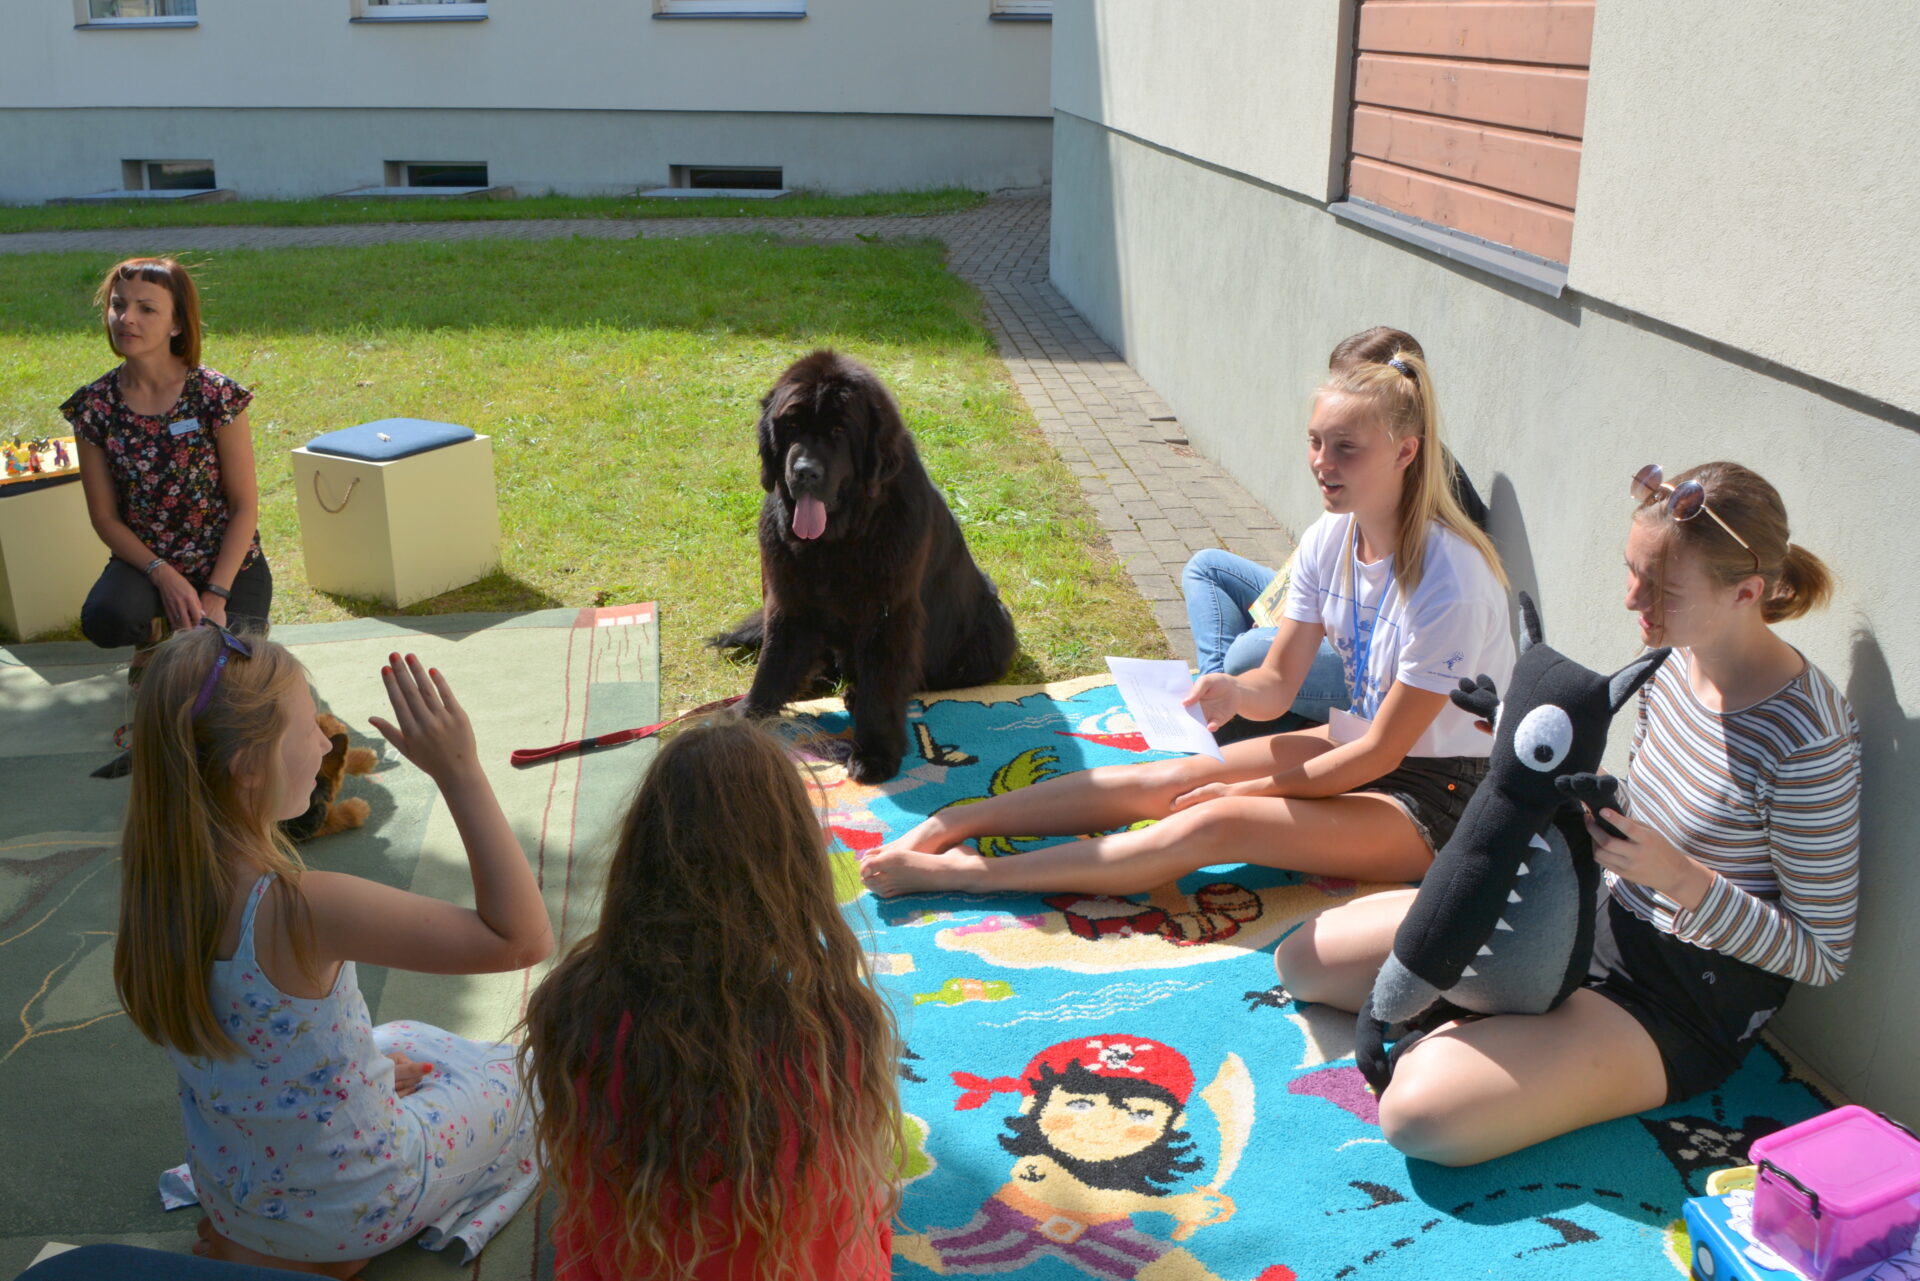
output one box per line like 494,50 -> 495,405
801,675 -> 1837,1281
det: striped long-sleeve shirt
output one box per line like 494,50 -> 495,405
1609,647 -> 1861,985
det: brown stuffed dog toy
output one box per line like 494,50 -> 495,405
280,712 -> 377,843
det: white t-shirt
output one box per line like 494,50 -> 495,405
1281,512 -> 1514,759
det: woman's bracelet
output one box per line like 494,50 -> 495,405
141,557 -> 166,578
205,583 -> 232,601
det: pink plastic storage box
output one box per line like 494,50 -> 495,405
1749,1105 -> 1920,1281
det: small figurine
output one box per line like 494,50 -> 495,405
3,446 -> 25,477
52,438 -> 71,470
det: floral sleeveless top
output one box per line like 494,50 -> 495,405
60,365 -> 260,583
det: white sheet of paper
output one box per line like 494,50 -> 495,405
1105,657 -> 1224,761
1327,706 -> 1370,745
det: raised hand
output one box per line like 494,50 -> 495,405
367,652 -> 479,785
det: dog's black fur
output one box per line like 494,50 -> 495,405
708,350 -> 1016,782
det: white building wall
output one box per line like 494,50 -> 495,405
0,0 -> 1052,200
1569,0 -> 1920,416
1051,0 -> 1920,1119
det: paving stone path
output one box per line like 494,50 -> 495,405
3,193 -> 1296,659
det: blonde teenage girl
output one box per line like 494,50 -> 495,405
860,351 -> 1512,898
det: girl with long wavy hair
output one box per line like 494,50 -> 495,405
861,349 -> 1512,898
521,718 -> 902,1281
114,626 -> 552,1275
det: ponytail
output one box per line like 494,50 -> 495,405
1764,541 -> 1835,623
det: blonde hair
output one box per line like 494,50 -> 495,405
1633,461 -> 1834,624
520,718 -> 901,1281
1318,350 -> 1506,594
113,625 -> 316,1061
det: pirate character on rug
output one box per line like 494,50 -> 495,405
896,1035 -> 1291,1281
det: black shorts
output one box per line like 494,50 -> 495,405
1353,755 -> 1489,854
1585,895 -> 1793,1103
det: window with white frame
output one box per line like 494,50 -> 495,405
79,0 -> 197,23
356,0 -> 487,19
124,159 -> 216,190
656,0 -> 805,16
992,0 -> 1052,16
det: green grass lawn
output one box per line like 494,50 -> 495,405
0,232 -> 1164,705
0,188 -> 988,235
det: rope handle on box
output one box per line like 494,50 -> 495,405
509,694 -> 744,767
312,471 -> 359,515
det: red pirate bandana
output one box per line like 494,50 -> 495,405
953,1035 -> 1195,1111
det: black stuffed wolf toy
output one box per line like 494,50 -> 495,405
1355,592 -> 1669,1092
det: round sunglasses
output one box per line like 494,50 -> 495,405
1630,464 -> 1760,574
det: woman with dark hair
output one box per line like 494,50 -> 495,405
62,257 -> 270,773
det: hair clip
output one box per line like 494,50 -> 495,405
1387,358 -> 1415,379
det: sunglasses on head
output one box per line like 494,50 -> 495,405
1630,464 -> 1760,575
190,620 -> 253,720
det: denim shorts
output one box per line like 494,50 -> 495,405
1353,755 -> 1490,854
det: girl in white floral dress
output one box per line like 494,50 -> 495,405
114,624 -> 554,1277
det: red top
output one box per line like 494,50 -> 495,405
551,1012 -> 892,1281
553,1177 -> 892,1281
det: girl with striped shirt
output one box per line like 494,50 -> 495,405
1276,461 -> 1860,1165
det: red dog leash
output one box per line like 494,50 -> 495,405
509,694 -> 745,767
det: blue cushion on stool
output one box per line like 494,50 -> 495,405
305,418 -> 475,462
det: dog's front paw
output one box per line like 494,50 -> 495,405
848,751 -> 902,785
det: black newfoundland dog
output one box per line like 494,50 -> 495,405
709,350 -> 1017,782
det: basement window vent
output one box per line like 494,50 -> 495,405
674,166 -> 784,191
388,161 -> 490,188
124,159 -> 216,190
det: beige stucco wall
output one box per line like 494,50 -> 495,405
1569,1 -> 1920,416
1051,10 -> 1920,1116
0,0 -> 1050,118
1050,0 -> 1347,200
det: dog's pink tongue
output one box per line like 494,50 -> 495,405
792,494 -> 828,540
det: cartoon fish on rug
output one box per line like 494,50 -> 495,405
913,978 -> 1015,1007
894,1035 -> 1293,1281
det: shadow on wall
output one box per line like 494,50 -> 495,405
1485,474 -> 1541,645
1775,626 -> 1919,1113
1045,1 -> 1128,362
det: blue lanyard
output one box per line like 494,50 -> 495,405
1348,526 -> 1396,719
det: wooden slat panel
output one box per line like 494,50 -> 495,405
1358,1 -> 1594,68
1355,53 -> 1588,137
1348,156 -> 1573,261
1350,104 -> 1580,208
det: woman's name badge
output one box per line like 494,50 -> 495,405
168,418 -> 202,437
1328,706 -> 1372,744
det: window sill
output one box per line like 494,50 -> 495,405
350,13 -> 486,21
651,11 -> 806,18
1328,198 -> 1568,299
989,13 -> 1052,21
75,18 -> 197,28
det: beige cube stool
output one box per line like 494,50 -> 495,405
292,420 -> 500,608
0,476 -> 100,641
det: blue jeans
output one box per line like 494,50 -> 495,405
1181,548 -> 1347,723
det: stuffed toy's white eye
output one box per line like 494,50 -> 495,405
1512,705 -> 1573,772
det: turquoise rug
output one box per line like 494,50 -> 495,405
809,676 -> 1834,1281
